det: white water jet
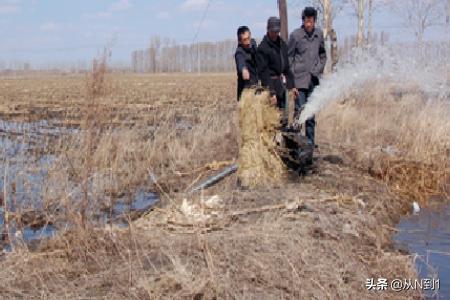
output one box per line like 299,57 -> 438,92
297,46 -> 449,124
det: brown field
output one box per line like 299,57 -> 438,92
0,70 -> 448,299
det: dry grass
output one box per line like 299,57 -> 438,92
0,164 -> 421,299
0,69 -> 239,242
317,81 -> 450,204
0,72 -> 446,299
237,89 -> 285,188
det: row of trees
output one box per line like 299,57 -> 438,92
129,31 -> 392,74
131,37 -> 236,73
130,0 -> 448,73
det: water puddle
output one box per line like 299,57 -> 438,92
0,119 -> 158,250
395,203 -> 450,299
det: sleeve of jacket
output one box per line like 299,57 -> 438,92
234,49 -> 246,74
283,41 -> 295,90
256,45 -> 274,95
311,29 -> 327,77
287,31 -> 297,66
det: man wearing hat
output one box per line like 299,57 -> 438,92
234,26 -> 258,101
288,7 -> 327,147
256,16 -> 297,127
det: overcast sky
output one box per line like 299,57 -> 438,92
0,0 -> 447,68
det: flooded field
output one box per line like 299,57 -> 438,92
395,202 -> 450,299
0,73 -> 237,251
0,117 -> 158,249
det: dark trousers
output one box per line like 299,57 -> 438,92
237,81 -> 245,101
237,77 -> 258,101
276,91 -> 288,128
294,85 -> 316,145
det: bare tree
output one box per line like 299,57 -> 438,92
346,0 -> 367,47
322,0 -> 332,38
392,0 -> 445,44
366,0 -> 387,46
149,36 -> 161,73
137,50 -> 144,73
367,0 -> 374,46
346,0 -> 387,47
131,38 -> 237,73
305,0 -> 347,39
293,0 -> 346,72
445,0 -> 450,43
131,51 -> 138,72
356,0 -> 365,47
305,0 -> 333,38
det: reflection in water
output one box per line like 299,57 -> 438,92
395,204 -> 450,299
0,119 -> 158,249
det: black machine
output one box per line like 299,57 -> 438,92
275,126 -> 314,174
252,86 -> 314,173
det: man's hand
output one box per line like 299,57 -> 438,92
310,73 -> 320,86
290,88 -> 299,97
270,95 -> 277,106
242,68 -> 250,80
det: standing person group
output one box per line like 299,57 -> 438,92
234,7 -> 327,147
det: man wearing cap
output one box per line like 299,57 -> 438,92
257,16 -> 297,127
234,26 -> 258,101
288,7 -> 326,147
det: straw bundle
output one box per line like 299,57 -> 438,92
237,89 -> 286,188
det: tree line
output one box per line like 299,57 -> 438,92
130,0 -> 448,73
131,37 -> 237,73
130,31 -> 392,74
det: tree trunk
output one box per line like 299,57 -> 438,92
367,0 -> 373,46
323,0 -> 332,40
447,0 -> 450,39
278,0 -> 289,42
322,0 -> 333,73
330,29 -> 339,71
357,0 -> 365,48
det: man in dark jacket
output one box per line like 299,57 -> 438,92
257,17 -> 297,126
234,26 -> 258,100
288,7 -> 326,146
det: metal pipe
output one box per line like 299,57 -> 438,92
189,163 -> 238,193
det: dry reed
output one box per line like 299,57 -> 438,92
317,81 -> 450,203
237,89 -> 286,188
0,73 -> 429,300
